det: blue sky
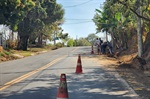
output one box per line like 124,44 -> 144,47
57,0 -> 106,39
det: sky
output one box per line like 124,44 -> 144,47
57,0 -> 106,39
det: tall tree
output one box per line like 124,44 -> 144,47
17,0 -> 64,50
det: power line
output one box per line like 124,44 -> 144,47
64,21 -> 93,24
65,18 -> 92,20
64,21 -> 114,25
64,0 -> 94,8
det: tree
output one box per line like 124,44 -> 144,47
17,0 -> 64,50
67,38 -> 75,47
86,33 -> 98,45
58,32 -> 69,46
0,0 -> 35,31
76,38 -> 91,46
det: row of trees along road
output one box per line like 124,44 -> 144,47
0,0 -> 67,50
93,0 -> 150,58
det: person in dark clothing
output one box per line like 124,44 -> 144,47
101,41 -> 113,55
107,41 -> 113,55
101,41 -> 107,54
99,38 -> 103,46
99,38 -> 103,54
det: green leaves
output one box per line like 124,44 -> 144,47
148,4 -> 150,11
115,12 -> 121,21
0,0 -> 35,31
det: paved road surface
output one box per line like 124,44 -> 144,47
0,47 -> 140,99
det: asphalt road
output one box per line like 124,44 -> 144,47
0,47 -> 140,99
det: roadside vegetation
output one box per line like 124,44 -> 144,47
93,0 -> 150,70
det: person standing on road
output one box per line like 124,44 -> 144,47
94,38 -> 100,54
101,41 -> 107,54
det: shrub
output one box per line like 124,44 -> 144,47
56,42 -> 64,48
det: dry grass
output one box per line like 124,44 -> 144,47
0,47 -> 53,62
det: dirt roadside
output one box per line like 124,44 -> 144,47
97,55 -> 150,99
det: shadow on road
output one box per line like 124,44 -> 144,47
0,67 -> 138,99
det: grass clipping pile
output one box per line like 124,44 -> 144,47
97,54 -> 150,99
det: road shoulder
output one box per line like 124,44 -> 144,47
97,55 -> 150,99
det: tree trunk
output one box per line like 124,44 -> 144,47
53,31 -> 56,45
124,32 -> 128,49
17,35 -> 29,51
144,32 -> 150,52
113,31 -> 119,50
120,31 -> 124,49
10,31 -> 14,41
121,31 -> 128,50
137,7 -> 143,57
109,28 -> 116,50
117,28 -> 124,50
37,33 -> 43,47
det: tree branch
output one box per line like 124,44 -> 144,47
117,0 -> 150,21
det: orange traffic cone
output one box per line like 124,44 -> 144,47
75,54 -> 83,74
91,45 -> 94,54
57,74 -> 69,99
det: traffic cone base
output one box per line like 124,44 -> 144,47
76,66 -> 83,74
57,74 -> 69,99
91,51 -> 94,54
